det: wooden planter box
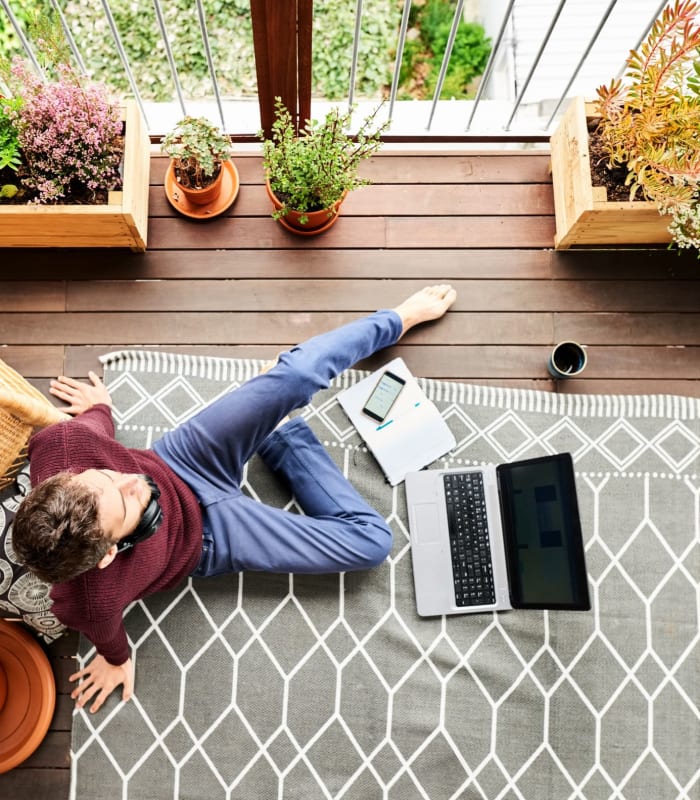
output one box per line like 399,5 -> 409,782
0,100 -> 150,252
549,96 -> 672,250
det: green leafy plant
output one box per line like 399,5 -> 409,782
397,0 -> 491,100
161,116 -> 232,190
261,98 -> 389,224
0,96 -> 22,171
595,0 -> 700,251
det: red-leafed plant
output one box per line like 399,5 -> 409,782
595,0 -> 700,251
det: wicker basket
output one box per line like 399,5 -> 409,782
0,361 -> 69,490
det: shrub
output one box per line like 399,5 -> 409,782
5,60 -> 123,203
261,98 -> 388,224
397,0 -> 491,100
420,0 -> 491,98
595,0 -> 700,252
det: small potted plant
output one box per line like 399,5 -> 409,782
161,116 -> 239,219
261,98 -> 389,234
550,0 -> 700,251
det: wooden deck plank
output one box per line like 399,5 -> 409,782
145,215 -> 557,249
555,313 -> 700,344
1,312 -> 551,346
148,152 -> 554,186
0,248 -> 556,280
0,282 -> 65,311
64,279 -> 700,313
36,340 -> 700,379
9,247 -> 700,283
0,346 -> 66,376
149,182 -> 556,217
0,766 -> 71,796
385,216 -> 555,248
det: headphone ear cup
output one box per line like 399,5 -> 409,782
135,497 -> 163,539
116,478 -> 164,552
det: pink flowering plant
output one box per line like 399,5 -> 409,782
2,59 -> 123,204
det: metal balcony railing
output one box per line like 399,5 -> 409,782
0,0 -> 673,141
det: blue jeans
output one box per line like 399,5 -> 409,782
152,309 -> 403,575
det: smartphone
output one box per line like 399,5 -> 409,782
362,370 -> 406,423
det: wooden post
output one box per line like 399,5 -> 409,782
250,0 -> 313,138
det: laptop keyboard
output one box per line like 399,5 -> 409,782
443,472 -> 496,607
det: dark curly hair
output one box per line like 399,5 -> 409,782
13,472 -> 115,584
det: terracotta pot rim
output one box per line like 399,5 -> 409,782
165,160 -> 240,219
264,179 -> 346,234
0,620 -> 56,774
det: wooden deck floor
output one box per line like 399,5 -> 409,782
1,148 -> 700,797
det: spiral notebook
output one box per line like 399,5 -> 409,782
337,358 -> 456,486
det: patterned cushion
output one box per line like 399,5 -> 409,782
0,462 -> 66,642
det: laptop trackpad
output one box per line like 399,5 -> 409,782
413,503 -> 441,544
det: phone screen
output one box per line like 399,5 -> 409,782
362,370 -> 406,422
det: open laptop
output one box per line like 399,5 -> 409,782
405,453 -> 590,616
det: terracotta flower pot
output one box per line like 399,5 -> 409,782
0,620 -> 56,773
164,160 -> 240,220
0,662 -> 6,712
175,167 -> 224,206
265,179 -> 345,235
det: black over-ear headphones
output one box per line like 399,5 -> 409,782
116,475 -> 164,553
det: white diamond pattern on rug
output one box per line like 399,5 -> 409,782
70,353 -> 700,800
482,410 -> 537,461
596,419 -> 648,471
652,421 -> 700,472
152,377 -> 207,426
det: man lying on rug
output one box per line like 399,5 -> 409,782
12,284 -> 456,714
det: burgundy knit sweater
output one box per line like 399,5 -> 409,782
28,405 -> 203,665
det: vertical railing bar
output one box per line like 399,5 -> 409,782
387,0 -> 412,122
347,0 -> 364,111
194,0 -> 225,129
191,0 -> 226,130
48,0 -> 87,74
97,0 -> 149,126
504,0 -> 567,130
426,0 -> 465,130
466,0 -> 517,130
545,0 -> 620,129
0,0 -> 43,75
151,0 -> 187,117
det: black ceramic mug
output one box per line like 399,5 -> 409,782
548,341 -> 587,378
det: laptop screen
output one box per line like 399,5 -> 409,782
496,453 -> 590,610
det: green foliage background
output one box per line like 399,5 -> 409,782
0,0 -> 399,101
399,0 -> 491,100
0,1 -> 488,103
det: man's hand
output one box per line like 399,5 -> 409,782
69,654 -> 133,714
50,371 -> 112,416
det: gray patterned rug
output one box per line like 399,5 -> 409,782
70,351 -> 700,800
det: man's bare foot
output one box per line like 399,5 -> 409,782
393,284 -> 457,338
259,356 -> 279,375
